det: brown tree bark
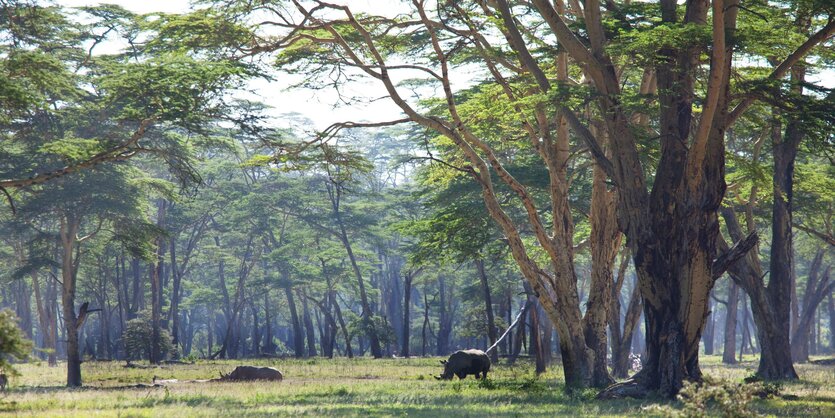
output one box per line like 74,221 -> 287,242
586,131 -> 620,386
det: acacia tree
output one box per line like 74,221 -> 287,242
1,2 -> 253,385
214,0 -> 835,395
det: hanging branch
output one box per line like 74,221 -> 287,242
486,299 -> 532,354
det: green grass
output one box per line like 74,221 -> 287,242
0,356 -> 833,417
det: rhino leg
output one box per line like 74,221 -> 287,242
475,372 -> 481,379
456,371 -> 466,379
482,371 -> 487,380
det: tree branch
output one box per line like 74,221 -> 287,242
0,118 -> 156,190
726,18 -> 835,126
712,230 -> 758,279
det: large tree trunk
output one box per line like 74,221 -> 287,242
585,140 -> 619,386
60,215 -> 82,387
475,259 -> 499,363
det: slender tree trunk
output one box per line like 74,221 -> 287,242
263,290 -> 274,355
529,299 -> 546,374
723,280 -> 739,364
475,260 -> 499,363
721,208 -> 799,379
31,271 -> 56,365
828,292 -> 835,353
169,239 -> 182,351
422,289 -> 430,357
740,294 -> 751,359
130,258 -> 142,317
402,272 -> 413,357
284,286 -> 304,358
150,199 -> 167,364
792,251 -> 832,362
702,296 -> 716,355
300,288 -> 318,357
331,295 -> 353,358
436,275 -> 452,356
326,180 -> 382,358
611,276 -> 642,378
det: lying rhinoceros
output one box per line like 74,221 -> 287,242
220,366 -> 283,381
436,349 -> 491,380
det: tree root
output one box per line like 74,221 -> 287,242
596,369 -> 655,399
596,379 -> 653,399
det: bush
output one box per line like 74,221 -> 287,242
122,312 -> 176,361
348,315 -> 396,346
0,309 -> 33,375
648,377 -> 763,418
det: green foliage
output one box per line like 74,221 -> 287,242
0,309 -> 33,375
122,312 -> 176,362
348,315 -> 397,347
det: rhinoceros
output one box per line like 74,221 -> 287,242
435,349 -> 491,380
220,366 -> 283,381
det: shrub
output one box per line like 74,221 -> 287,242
648,377 -> 763,418
122,312 -> 176,361
0,309 -> 33,375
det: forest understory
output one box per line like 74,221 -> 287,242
1,357 -> 834,417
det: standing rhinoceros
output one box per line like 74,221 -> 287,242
435,349 -> 491,380
220,366 -> 283,381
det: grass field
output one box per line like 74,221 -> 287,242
0,355 -> 833,417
